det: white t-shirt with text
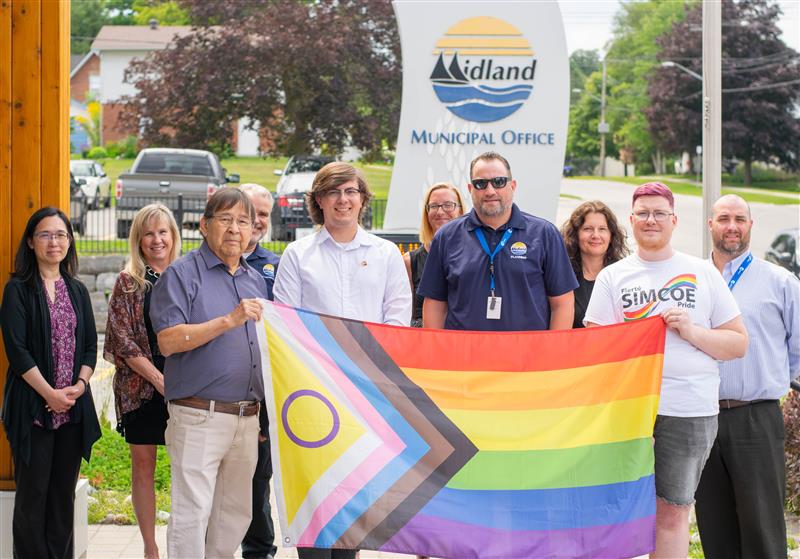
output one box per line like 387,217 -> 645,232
584,251 -> 741,417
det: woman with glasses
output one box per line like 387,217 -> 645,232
403,183 -> 465,327
560,201 -> 629,328
1,207 -> 100,558
104,204 -> 181,559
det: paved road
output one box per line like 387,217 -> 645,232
557,178 -> 799,259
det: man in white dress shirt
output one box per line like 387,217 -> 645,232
272,161 -> 412,559
695,194 -> 800,559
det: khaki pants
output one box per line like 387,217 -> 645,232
165,402 -> 260,558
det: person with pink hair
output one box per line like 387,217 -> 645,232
584,182 -> 748,558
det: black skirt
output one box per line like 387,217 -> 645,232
121,392 -> 168,445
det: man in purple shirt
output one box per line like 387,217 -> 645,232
151,188 -> 269,558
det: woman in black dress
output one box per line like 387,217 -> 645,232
560,201 -> 629,328
403,183 -> 465,327
104,204 -> 180,559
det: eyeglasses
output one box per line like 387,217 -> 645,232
632,210 -> 674,222
34,231 -> 70,242
212,214 -> 253,229
427,202 -> 460,213
471,177 -> 509,190
323,188 -> 362,200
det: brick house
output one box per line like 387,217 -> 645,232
82,22 -> 266,154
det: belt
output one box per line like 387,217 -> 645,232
719,398 -> 774,410
171,396 -> 259,417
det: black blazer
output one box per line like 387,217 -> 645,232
1,275 -> 101,465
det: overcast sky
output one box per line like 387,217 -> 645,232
557,0 -> 800,54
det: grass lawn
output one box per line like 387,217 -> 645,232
571,175 -> 799,205
80,422 -> 171,524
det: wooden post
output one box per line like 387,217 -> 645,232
0,0 -> 71,491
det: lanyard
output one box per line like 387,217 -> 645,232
474,227 -> 514,298
727,252 -> 753,290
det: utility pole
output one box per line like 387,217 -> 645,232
702,1 -> 722,255
598,57 -> 608,177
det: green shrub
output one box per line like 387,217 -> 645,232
105,136 -> 138,159
87,146 -> 108,160
785,391 -> 800,512
81,423 -> 171,493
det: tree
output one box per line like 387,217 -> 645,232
71,0 -> 114,55
119,0 -> 401,158
566,1 -> 688,173
131,0 -> 189,25
646,0 -> 800,184
75,98 -> 102,147
71,0 -> 189,54
567,71 -> 617,166
569,49 -> 601,106
603,0 -> 688,172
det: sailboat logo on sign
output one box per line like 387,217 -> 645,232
430,16 -> 537,123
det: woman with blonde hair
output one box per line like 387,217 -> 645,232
104,203 -> 180,559
403,183 -> 465,327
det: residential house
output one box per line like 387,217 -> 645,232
84,22 -> 264,155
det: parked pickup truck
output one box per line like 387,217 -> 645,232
114,148 -> 239,238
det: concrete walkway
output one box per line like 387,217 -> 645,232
86,525 -> 408,558
85,518 -> 800,558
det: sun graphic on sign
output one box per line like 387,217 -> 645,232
430,16 -> 537,123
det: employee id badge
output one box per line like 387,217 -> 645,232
486,296 -> 502,320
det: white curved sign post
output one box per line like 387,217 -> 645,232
384,1 -> 569,230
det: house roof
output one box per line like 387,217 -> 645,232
70,51 -> 99,79
90,25 -> 193,51
70,54 -> 84,72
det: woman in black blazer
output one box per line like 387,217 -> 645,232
1,207 -> 101,559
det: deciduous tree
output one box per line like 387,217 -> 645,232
119,0 -> 400,158
646,0 -> 800,184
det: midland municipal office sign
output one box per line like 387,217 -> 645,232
384,3 -> 569,231
429,18 -> 535,123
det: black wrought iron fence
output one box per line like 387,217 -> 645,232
72,194 -> 393,256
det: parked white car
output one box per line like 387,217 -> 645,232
70,159 -> 110,209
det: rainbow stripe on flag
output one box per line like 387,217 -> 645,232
258,303 -> 665,559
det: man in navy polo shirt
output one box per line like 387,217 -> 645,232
239,183 -> 280,559
418,151 -> 577,331
240,183 -> 280,299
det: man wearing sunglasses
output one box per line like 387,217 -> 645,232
584,182 -> 748,559
418,151 -> 577,331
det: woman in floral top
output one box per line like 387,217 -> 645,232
104,204 -> 180,559
1,207 -> 100,558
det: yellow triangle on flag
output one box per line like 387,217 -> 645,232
267,324 -> 366,525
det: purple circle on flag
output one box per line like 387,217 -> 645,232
281,389 -> 340,448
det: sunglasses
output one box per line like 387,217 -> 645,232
471,176 -> 509,190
